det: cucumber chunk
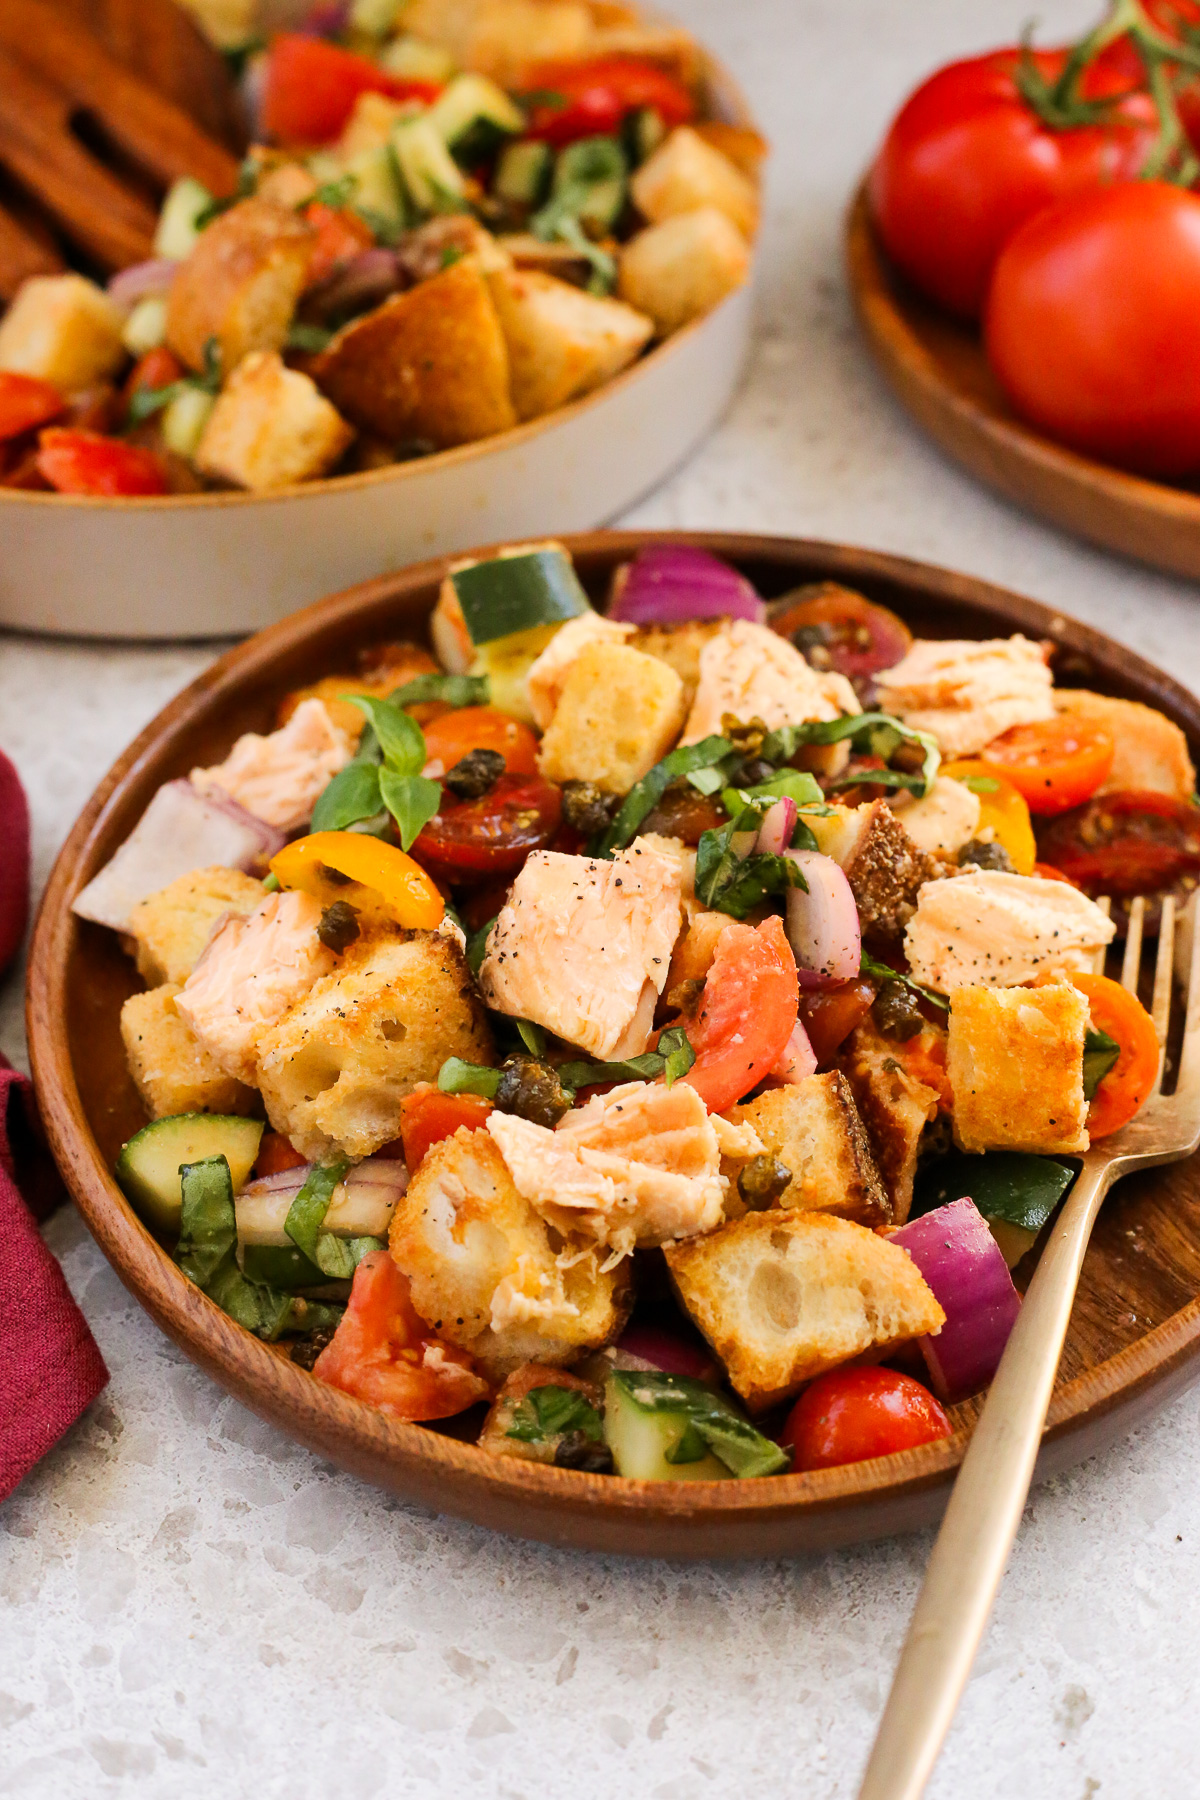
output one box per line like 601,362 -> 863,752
427,73 -> 525,162
494,139 -> 552,207
116,1114 -> 264,1234
154,176 -> 214,260
392,115 -> 467,214
450,545 -> 591,646
603,1370 -> 790,1480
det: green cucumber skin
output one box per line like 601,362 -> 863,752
911,1151 -> 1075,1236
494,139 -> 552,206
116,1114 -> 264,1234
603,1374 -> 730,1482
428,73 -> 524,152
450,548 -> 591,645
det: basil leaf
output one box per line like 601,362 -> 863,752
761,711 -> 941,799
389,672 -> 490,709
693,817 -> 745,908
658,1024 -> 695,1087
379,769 -> 442,851
961,775 -> 1000,794
686,766 -> 726,797
694,821 -> 806,917
128,379 -> 187,422
310,760 -> 383,832
860,950 -> 949,1011
308,173 -> 359,210
516,1018 -> 546,1056
438,1058 -> 502,1099
284,1161 -> 350,1271
348,694 -> 427,775
600,736 -> 735,854
723,770 -> 824,812
1082,1025 -> 1120,1101
467,915 -> 498,975
557,1028 -> 694,1092
286,322 -> 333,353
506,1386 -> 603,1444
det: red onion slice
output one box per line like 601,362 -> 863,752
195,783 -> 287,863
107,259 -> 179,311
769,1018 -> 818,1085
615,1324 -> 719,1382
783,849 -> 861,987
756,796 -> 797,858
608,546 -> 766,626
890,1197 -> 1021,1403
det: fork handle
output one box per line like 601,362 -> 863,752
856,1156 -> 1111,1800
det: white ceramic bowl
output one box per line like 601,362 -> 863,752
0,57 -> 757,639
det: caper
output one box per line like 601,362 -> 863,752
737,1153 -> 792,1210
495,1054 -> 573,1128
792,623 -> 833,668
872,982 -> 924,1040
736,757 -> 776,787
959,838 -> 1014,873
554,1430 -> 614,1473
317,900 -> 361,952
720,713 -> 769,756
561,779 -> 618,836
317,862 -> 352,886
444,747 -> 505,799
290,1327 -> 337,1371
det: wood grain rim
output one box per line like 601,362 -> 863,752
26,529 -> 1200,1557
845,183 -> 1200,582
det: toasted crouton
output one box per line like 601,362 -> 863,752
629,619 -> 725,712
477,1361 -> 604,1463
631,127 -> 760,240
257,929 -> 494,1161
390,1127 -> 629,1380
537,640 -> 686,792
665,1209 -> 945,1412
618,207 -> 750,336
840,1020 -> 941,1224
337,90 -> 413,157
311,259 -> 516,449
693,122 -> 769,180
726,1074 -> 890,1227
948,980 -> 1090,1154
0,273 -> 125,390
121,984 -> 259,1120
460,0 -> 593,83
165,198 -> 314,376
810,799 -> 936,944
194,351 -> 354,492
1053,689 -> 1196,800
126,866 -> 266,988
486,267 -> 652,419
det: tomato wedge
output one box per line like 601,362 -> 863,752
523,56 -> 695,146
769,583 -> 912,694
412,773 -> 562,883
681,914 -> 799,1112
942,759 -> 1036,874
252,1130 -> 308,1178
36,428 -> 168,497
400,1084 -> 494,1173
262,34 -> 441,145
780,1367 -> 952,1471
798,978 -> 877,1067
979,716 -> 1114,815
1069,972 -> 1159,1138
303,201 -> 376,287
313,1251 -> 489,1419
0,371 -> 64,441
422,707 -> 540,777
1036,791 -> 1200,898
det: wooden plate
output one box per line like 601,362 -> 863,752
846,183 -> 1200,583
27,530 -> 1200,1559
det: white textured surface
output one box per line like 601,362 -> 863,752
3,1 -> 1200,1792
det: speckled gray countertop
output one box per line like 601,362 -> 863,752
2,2 -> 1199,1794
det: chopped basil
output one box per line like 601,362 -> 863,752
466,915 -> 498,974
860,950 -> 949,1011
308,173 -> 359,211
286,322 -> 334,353
556,1024 -> 694,1093
694,816 -> 808,918
128,336 -> 222,423
599,735 -> 734,854
1082,1025 -> 1120,1101
388,672 -> 490,709
438,1057 -> 503,1099
762,711 -> 940,798
686,766 -> 726,797
516,1018 -> 546,1056
506,1386 -> 603,1444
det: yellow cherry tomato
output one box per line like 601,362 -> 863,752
942,759 -> 1036,875
271,831 -> 444,930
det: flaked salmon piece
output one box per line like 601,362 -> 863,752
681,619 -> 859,745
904,869 -> 1115,993
175,889 -> 334,1084
526,612 -> 634,730
874,635 -> 1054,759
889,776 -> 981,856
479,838 -> 682,1059
190,697 -> 352,833
1053,688 -> 1197,799
487,1080 -> 728,1255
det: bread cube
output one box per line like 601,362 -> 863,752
840,1020 -> 941,1224
0,274 -> 125,391
809,799 -> 936,945
665,1209 -> 945,1412
126,866 -> 266,988
337,90 -> 412,157
194,352 -> 353,492
727,1073 -> 890,1227
630,619 -> 725,713
619,207 -> 750,336
537,641 -> 686,793
257,929 -> 494,1162
121,984 -> 259,1121
948,980 -> 1090,1155
459,0 -> 593,84
165,198 -> 314,376
311,259 -> 516,449
693,122 -> 769,180
631,127 -> 760,240
487,267 -> 652,419
1053,688 -> 1196,800
390,1127 -> 629,1380
477,1361 -> 603,1463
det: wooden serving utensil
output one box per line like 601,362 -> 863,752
0,0 -> 245,300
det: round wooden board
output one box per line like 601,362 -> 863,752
845,183 -> 1200,584
26,530 -> 1200,1559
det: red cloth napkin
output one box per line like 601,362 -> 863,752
0,1058 -> 109,1500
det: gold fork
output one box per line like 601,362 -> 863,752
857,891 -> 1200,1800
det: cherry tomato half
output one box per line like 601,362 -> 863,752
399,1083 -> 494,1173
979,715 -> 1114,816
412,773 -> 562,883
0,371 -> 64,442
313,1251 -> 488,1420
422,706 -> 540,777
681,914 -> 799,1112
781,1367 -> 952,1471
36,428 -> 168,497
1069,972 -> 1159,1138
123,346 -> 185,414
798,978 -> 877,1068
523,56 -> 695,147
262,33 -> 440,146
253,1130 -> 308,1178
1035,791 -> 1200,898
769,582 -> 912,694
942,759 -> 1036,874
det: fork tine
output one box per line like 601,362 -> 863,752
1093,895 -> 1112,976
1176,893 -> 1200,1097
1151,895 -> 1175,1097
1121,896 -> 1146,996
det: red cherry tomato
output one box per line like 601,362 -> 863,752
36,429 -> 168,497
1069,971 -> 1159,1138
422,706 -> 540,777
681,914 -> 799,1112
769,584 -> 912,693
123,346 -> 185,403
986,182 -> 1200,477
798,978 -> 877,1067
313,1251 -> 489,1419
523,56 -> 695,146
252,1130 -> 309,1178
781,1367 -> 952,1471
303,201 -> 376,286
869,49 -> 1157,319
399,1083 -> 494,1173
979,716 -> 1114,815
1035,790 -> 1200,898
0,371 -> 64,442
412,772 -> 562,883
262,34 -> 441,146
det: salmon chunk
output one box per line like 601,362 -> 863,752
904,869 -> 1115,992
681,619 -> 858,744
190,697 -> 351,832
874,635 -> 1054,759
479,839 -> 683,1059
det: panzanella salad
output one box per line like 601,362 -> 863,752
80,542 -> 1187,1478
0,3 -> 763,496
